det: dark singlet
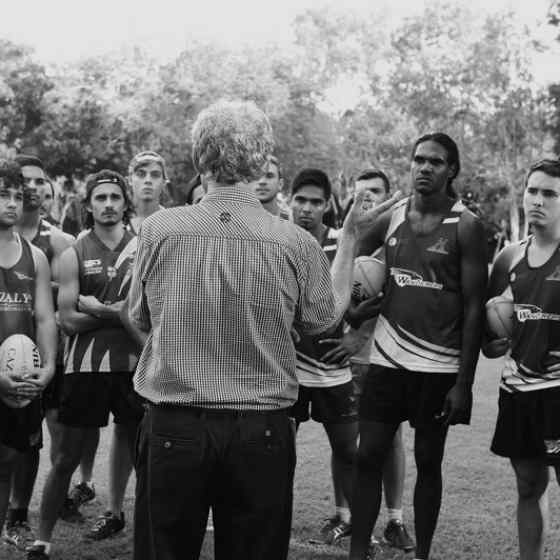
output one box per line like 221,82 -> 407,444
369,197 -> 470,373
31,219 -> 55,265
64,229 -> 137,375
501,237 -> 560,392
0,235 -> 35,343
295,228 -> 351,387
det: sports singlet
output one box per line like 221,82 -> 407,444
501,237 -> 560,392
31,219 -> 55,265
369,197 -> 470,373
0,235 -> 35,343
295,228 -> 351,387
64,230 -> 138,375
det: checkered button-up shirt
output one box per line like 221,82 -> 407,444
129,186 -> 336,410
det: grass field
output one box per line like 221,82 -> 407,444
3,355 -> 560,559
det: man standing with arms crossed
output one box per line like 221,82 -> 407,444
485,158 -> 560,560
349,133 -> 487,560
128,100 -> 399,560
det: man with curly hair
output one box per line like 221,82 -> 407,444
128,100 -> 399,560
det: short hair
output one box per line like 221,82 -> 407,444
84,169 -> 131,228
128,150 -> 168,180
191,101 -> 274,185
526,159 -> 560,186
267,155 -> 283,179
355,168 -> 390,193
0,160 -> 24,189
291,168 -> 332,200
412,133 -> 460,197
14,154 -> 45,170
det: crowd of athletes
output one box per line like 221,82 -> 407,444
0,99 -> 559,560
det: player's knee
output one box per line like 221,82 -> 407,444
356,442 -> 386,472
52,448 -> 81,476
332,440 -> 357,466
0,448 -> 18,482
516,472 -> 548,500
415,446 -> 443,476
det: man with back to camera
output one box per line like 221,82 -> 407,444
327,168 -> 414,552
0,159 -> 56,542
26,170 -> 142,560
127,100 -> 400,560
253,154 -> 291,220
484,158 -> 560,560
348,134 -> 488,560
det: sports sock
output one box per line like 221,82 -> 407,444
387,508 -> 402,523
32,540 -> 51,554
336,506 -> 351,524
6,507 -> 28,524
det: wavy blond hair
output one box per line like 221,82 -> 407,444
191,101 -> 274,185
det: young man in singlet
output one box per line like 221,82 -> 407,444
349,134 -> 488,560
288,168 -> 358,544
4,155 -> 77,550
27,170 -> 141,560
253,155 -> 291,220
484,158 -> 560,560
0,160 -> 56,541
128,151 -> 168,234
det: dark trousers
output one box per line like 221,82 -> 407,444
133,404 -> 296,560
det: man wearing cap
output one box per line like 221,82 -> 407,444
253,155 -> 291,220
128,151 -> 168,234
127,101 -> 399,560
27,170 -> 142,560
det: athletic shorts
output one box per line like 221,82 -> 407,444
0,398 -> 42,452
491,387 -> 560,465
359,365 -> 467,427
288,381 -> 358,424
58,372 -> 145,428
42,364 -> 64,411
350,363 -> 369,399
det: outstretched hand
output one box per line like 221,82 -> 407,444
343,189 -> 402,239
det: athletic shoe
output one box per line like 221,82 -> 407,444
85,511 -> 125,540
4,520 -> 34,550
319,516 -> 339,537
68,482 -> 95,506
25,544 -> 49,559
383,519 -> 414,552
322,520 -> 351,544
59,497 -> 84,523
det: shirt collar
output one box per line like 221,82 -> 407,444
203,184 -> 262,208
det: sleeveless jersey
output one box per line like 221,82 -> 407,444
295,228 -> 352,387
64,230 -> 138,375
31,219 -> 55,265
501,237 -> 560,392
0,235 -> 35,344
369,197 -> 469,373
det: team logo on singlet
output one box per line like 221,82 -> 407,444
427,237 -> 449,255
515,304 -> 560,323
107,266 -> 117,280
388,237 -> 397,247
546,266 -> 560,281
83,259 -> 103,275
390,268 -> 443,290
0,291 -> 32,309
14,271 -> 33,281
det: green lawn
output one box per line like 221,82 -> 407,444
4,355 -> 560,559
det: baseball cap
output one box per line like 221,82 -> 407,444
291,168 -> 332,199
85,169 -> 128,201
128,151 -> 168,180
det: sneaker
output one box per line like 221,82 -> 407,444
85,511 -> 125,540
383,519 -> 414,552
59,497 -> 84,523
322,520 -> 351,545
25,544 -> 49,559
69,482 -> 95,506
319,516 -> 340,538
4,520 -> 34,550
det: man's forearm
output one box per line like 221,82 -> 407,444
36,317 -> 57,378
330,231 -> 359,323
456,304 -> 484,387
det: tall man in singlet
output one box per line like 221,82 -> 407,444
4,155 -> 77,550
288,168 -> 358,544
484,158 -> 560,560
28,170 -> 141,560
0,160 -> 56,540
349,134 -> 488,560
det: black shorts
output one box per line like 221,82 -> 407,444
289,381 -> 358,424
360,365 -> 466,427
42,364 -> 64,411
0,398 -> 42,452
350,363 -> 369,398
491,387 -> 560,465
58,372 -> 145,428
